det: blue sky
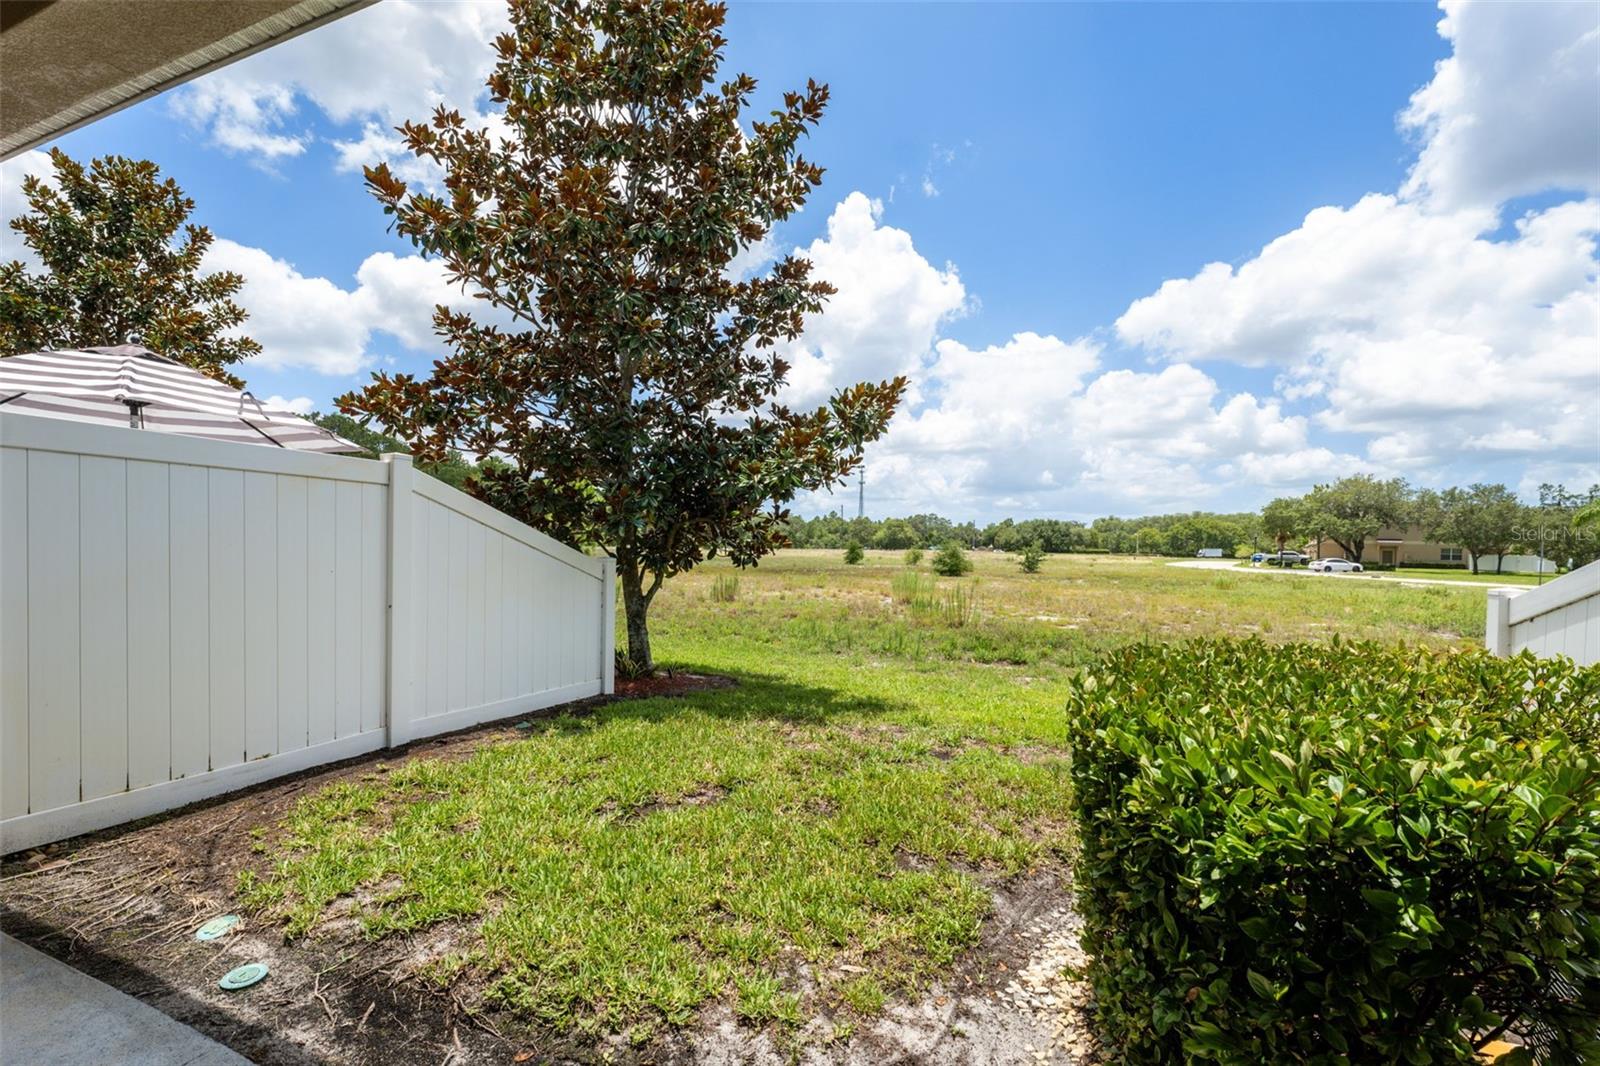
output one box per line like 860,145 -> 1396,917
729,2 -> 1444,339
3,0 -> 1596,522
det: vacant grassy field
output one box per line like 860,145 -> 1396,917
665,550 -> 1484,670
236,548 -> 1486,1048
1380,566 -> 1546,586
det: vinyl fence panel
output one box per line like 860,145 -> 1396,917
78,456 -> 127,802
2,447 -> 27,820
126,460 -> 173,791
400,472 -> 608,741
1486,560 -> 1600,666
0,414 -> 614,853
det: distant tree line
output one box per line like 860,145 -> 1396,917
784,510 -> 1263,557
786,475 -> 1600,572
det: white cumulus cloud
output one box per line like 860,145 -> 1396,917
1113,193 -> 1600,478
1068,366 -> 1335,503
0,149 -> 56,269
204,239 -> 375,374
204,239 -> 504,376
778,193 -> 968,408
171,0 -> 509,178
169,81 -> 307,160
262,394 -> 316,415
1400,0 -> 1600,210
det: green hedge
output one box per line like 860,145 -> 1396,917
1064,639 -> 1600,1063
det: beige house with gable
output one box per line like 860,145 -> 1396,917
1306,525 -> 1465,567
1306,526 -> 1557,573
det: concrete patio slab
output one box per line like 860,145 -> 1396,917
1,933 -> 249,1066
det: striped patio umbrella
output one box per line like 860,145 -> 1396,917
0,345 -> 361,454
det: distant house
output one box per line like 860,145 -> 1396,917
1305,525 -> 1554,573
1307,525 -> 1462,567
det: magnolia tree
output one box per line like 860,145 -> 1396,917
0,150 -> 259,384
341,0 -> 905,673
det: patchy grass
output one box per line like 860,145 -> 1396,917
239,548 -> 1482,1037
1379,566 -> 1545,585
241,700 -> 1066,1030
838,973 -> 887,1015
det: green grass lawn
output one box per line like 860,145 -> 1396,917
238,548 -> 1486,1039
1378,566 -> 1547,586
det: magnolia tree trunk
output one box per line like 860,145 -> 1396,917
617,551 -> 657,674
621,579 -> 653,674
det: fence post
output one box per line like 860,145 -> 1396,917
599,556 -> 616,694
1485,589 -> 1512,657
384,454 -> 416,746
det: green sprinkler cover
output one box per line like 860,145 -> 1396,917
218,962 -> 269,991
195,915 -> 240,941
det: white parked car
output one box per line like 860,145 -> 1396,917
1310,558 -> 1363,573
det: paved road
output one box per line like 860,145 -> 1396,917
1167,558 -> 1530,590
1,934 -> 248,1066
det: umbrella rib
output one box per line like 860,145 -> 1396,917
241,418 -> 289,449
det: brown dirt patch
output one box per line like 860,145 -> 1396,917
649,865 -> 1101,1066
614,671 -> 738,699
598,783 -> 732,823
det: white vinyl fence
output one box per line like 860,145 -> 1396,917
1486,560 -> 1600,667
0,412 -> 614,852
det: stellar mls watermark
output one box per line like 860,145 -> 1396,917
1510,524 -> 1599,543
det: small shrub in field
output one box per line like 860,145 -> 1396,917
1019,542 -> 1045,573
908,583 -> 977,627
843,541 -> 865,565
1064,639 -> 1600,1064
890,570 -> 932,605
931,540 -> 972,576
904,547 -> 923,567
709,574 -> 739,602
890,572 -> 977,626
935,583 -> 977,627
